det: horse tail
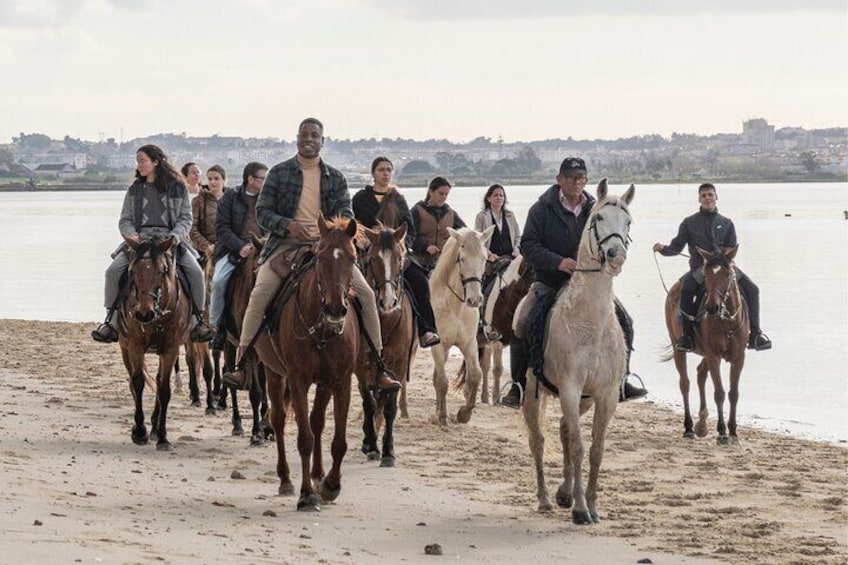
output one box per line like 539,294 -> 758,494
452,361 -> 467,391
659,343 -> 675,363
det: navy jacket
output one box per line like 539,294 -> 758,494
521,185 -> 595,289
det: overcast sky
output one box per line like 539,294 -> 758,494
1,0 -> 846,143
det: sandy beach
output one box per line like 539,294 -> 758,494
0,319 -> 845,564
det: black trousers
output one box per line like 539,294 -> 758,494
404,261 -> 437,336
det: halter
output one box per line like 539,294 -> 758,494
363,246 -> 404,309
703,264 -> 743,323
294,250 -> 351,345
575,201 -> 632,273
128,245 -> 179,327
447,254 -> 484,303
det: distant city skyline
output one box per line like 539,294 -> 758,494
2,1 -> 846,144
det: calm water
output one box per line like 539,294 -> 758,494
1,182 -> 846,444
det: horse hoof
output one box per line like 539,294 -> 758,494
279,482 -> 295,496
729,435 -> 740,446
131,427 -> 148,445
456,407 -> 472,424
249,434 -> 264,447
319,478 -> 341,503
538,501 -> 553,513
191,400 -> 202,408
683,431 -> 696,440
156,441 -> 172,452
366,451 -> 380,462
716,435 -> 730,446
232,424 -> 244,437
556,490 -> 573,509
590,511 -> 600,523
296,494 -> 321,512
205,407 -> 216,416
695,425 -> 709,438
572,510 -> 594,525
380,455 -> 396,468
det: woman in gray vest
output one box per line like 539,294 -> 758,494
91,144 -> 216,344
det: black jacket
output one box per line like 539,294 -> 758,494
521,185 -> 595,289
659,208 -> 738,271
352,186 -> 415,250
215,183 -> 266,264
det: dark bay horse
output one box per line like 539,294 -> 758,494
664,246 -> 749,445
220,234 -> 272,445
255,215 -> 360,511
356,223 -> 416,467
118,237 -> 192,451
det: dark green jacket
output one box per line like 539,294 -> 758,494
256,156 -> 352,263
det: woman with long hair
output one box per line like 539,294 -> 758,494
181,162 -> 204,198
352,157 -> 440,348
475,183 -> 521,265
409,176 -> 466,269
91,144 -> 216,343
189,164 -> 227,265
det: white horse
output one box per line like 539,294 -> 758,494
522,179 -> 635,524
429,226 -> 495,425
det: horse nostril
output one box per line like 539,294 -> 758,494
606,247 -> 616,259
135,310 -> 153,323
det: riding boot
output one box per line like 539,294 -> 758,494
223,345 -> 253,390
368,351 -> 401,392
676,318 -> 696,352
501,335 -> 527,409
478,316 -> 502,343
211,325 -> 227,352
190,313 -> 216,343
91,309 -> 119,343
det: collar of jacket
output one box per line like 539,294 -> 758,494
285,154 -> 332,177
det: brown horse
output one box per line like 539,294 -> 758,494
118,237 -> 192,451
457,255 -> 533,404
356,223 -> 416,467
663,246 -> 749,445
220,235 -> 273,445
255,215 -> 359,511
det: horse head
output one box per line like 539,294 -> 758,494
315,214 -> 358,333
698,245 -> 740,318
363,222 -> 408,313
444,225 -> 495,308
126,236 -> 177,325
587,179 -> 635,276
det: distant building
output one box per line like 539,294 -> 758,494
742,118 -> 775,150
34,163 -> 81,179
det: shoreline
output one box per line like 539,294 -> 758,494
0,319 -> 845,564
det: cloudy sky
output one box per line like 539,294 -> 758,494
1,0 -> 846,143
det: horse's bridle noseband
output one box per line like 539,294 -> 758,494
577,202 -> 632,272
129,248 -> 178,327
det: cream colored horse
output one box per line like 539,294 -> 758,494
429,226 -> 495,425
522,179 -> 635,524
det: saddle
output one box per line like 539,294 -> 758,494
266,247 -> 316,334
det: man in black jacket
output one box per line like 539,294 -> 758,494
653,183 -> 772,352
501,157 -> 647,408
208,161 -> 268,349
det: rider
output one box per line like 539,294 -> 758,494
351,156 -> 440,349
501,157 -> 648,408
189,164 -> 227,269
411,177 -> 500,343
222,118 -> 400,392
208,162 -> 268,350
652,182 -> 772,352
91,144 -> 216,344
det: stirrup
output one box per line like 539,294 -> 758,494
620,373 -> 648,402
499,380 -> 524,408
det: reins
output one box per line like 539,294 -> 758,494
653,250 -> 691,294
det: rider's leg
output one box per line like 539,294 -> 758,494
501,282 -> 548,408
178,249 -> 215,342
352,266 -> 400,392
677,272 -> 699,352
613,299 -> 648,401
209,257 -> 236,348
404,262 -> 439,347
222,259 -> 283,389
737,270 -> 771,350
92,253 -> 129,342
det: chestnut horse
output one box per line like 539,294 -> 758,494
118,237 -> 192,451
219,235 -> 273,445
663,246 -> 749,445
255,216 -> 359,511
356,223 -> 416,467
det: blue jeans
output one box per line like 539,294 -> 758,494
210,257 -> 237,327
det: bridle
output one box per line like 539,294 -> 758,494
363,244 -> 404,309
703,263 -> 743,322
128,245 -> 178,326
294,246 -> 352,342
447,252 -> 484,303
575,201 -> 633,273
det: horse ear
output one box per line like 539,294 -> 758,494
446,227 -> 461,240
345,217 -> 358,238
724,245 -> 739,261
597,178 -> 609,200
394,223 -> 408,244
363,226 -> 379,244
480,225 -> 496,244
622,184 -> 635,205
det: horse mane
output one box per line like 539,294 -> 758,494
429,228 -> 463,287
318,215 -> 358,256
704,252 -> 733,269
374,227 -> 400,254
375,189 -> 403,228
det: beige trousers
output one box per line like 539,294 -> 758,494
239,244 -> 382,353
